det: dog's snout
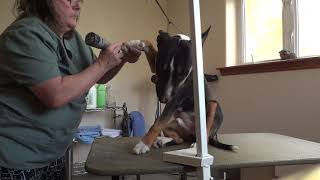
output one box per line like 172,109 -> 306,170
160,97 -> 169,103
151,75 -> 157,84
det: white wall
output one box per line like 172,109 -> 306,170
3,0 -> 318,144
166,0 -> 226,75
0,0 -> 167,163
77,0 -> 167,129
0,1 -> 15,29
217,70 -> 320,141
167,0 -> 320,177
0,0 -> 167,130
1,0 -> 319,176
166,0 -> 320,143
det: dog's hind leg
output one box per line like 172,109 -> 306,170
153,128 -> 184,148
206,102 -> 239,151
206,101 -> 221,139
189,101 -> 223,149
153,136 -> 174,148
153,136 -> 183,148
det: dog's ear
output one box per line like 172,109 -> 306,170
157,30 -> 170,42
201,25 -> 211,45
157,30 -> 171,51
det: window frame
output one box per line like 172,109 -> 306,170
219,0 -> 320,76
239,0 -> 300,64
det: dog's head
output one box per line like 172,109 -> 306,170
154,26 -> 211,103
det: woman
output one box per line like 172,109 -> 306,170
0,0 -> 142,179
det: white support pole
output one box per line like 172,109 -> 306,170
189,0 -> 213,179
163,1 -> 213,179
189,0 -> 208,157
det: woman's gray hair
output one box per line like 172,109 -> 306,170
13,0 -> 55,21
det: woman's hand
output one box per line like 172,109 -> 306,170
97,42 -> 124,70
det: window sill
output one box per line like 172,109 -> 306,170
217,57 -> 320,76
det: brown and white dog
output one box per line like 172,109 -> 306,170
133,27 -> 238,154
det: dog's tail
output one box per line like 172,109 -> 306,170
208,136 -> 239,151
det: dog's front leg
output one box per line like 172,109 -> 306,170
133,98 -> 179,155
133,120 -> 166,154
141,40 -> 157,73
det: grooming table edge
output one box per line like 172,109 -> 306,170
85,133 -> 320,179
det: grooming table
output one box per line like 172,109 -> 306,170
85,133 -> 320,180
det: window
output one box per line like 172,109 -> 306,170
240,0 -> 320,64
243,0 -> 283,63
298,0 -> 320,57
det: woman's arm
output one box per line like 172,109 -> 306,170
30,43 -> 123,108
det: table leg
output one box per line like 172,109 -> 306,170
241,166 -> 275,180
112,176 -> 120,180
65,146 -> 73,180
180,172 -> 187,180
212,169 -> 232,180
223,168 -> 241,180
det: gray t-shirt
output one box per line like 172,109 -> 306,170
0,16 -> 95,169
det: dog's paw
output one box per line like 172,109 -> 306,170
153,137 -> 173,148
190,143 -> 196,148
125,40 -> 145,50
133,141 -> 150,155
231,145 -> 240,151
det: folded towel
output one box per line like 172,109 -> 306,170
75,125 -> 102,144
77,125 -> 102,133
101,128 -> 122,138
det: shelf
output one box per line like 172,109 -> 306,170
85,108 -> 105,112
73,161 -> 87,176
85,104 -> 128,112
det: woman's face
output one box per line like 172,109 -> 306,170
52,0 -> 82,36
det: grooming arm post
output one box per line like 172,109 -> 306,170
189,0 -> 214,179
162,0 -> 213,179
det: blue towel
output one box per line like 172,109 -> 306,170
75,125 -> 102,144
129,111 -> 146,137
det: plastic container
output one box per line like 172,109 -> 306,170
86,85 -> 97,109
106,85 -> 116,107
96,84 -> 106,108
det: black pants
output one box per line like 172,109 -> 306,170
0,156 -> 66,180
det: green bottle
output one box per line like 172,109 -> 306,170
96,84 -> 106,108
